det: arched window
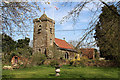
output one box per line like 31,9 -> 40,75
44,49 -> 47,57
65,52 -> 69,59
39,48 -> 41,52
50,28 -> 52,34
15,56 -> 18,64
39,25 -> 41,27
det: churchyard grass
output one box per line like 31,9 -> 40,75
2,65 -> 119,78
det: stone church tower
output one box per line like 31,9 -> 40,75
33,13 -> 55,56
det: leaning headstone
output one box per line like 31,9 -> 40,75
3,66 -> 13,70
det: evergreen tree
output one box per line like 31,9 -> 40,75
17,37 -> 30,48
95,5 -> 120,63
2,33 -> 16,54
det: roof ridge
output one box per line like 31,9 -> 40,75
55,38 -> 73,50
55,38 -> 64,41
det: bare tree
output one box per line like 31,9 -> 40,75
1,1 -> 44,36
60,0 -> 120,49
1,0 -> 119,48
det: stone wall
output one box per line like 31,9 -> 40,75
53,44 -> 76,60
33,14 -> 55,56
33,14 -> 76,60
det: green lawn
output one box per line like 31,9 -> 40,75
2,65 -> 120,79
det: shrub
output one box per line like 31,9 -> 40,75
31,52 -> 46,66
2,46 -> 32,66
49,46 -> 64,59
70,60 -> 74,66
50,60 -> 59,67
2,54 -> 13,66
70,57 -> 89,67
19,61 -> 32,68
15,47 -> 32,58
78,60 -> 85,67
73,60 -> 79,67
9,52 -> 20,62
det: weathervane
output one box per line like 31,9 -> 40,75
44,8 -> 45,14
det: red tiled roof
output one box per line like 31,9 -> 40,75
69,44 -> 75,49
55,38 -> 73,50
80,48 -> 95,59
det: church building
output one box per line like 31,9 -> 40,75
33,13 -> 77,59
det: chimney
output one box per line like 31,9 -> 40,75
63,37 -> 65,40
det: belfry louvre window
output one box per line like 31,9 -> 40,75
38,29 -> 41,34
38,25 -> 42,34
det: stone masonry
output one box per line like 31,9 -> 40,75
33,13 -> 55,56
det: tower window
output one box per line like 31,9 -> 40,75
39,25 -> 42,27
39,49 -> 41,51
38,29 -> 41,34
50,38 -> 52,45
50,28 -> 52,34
